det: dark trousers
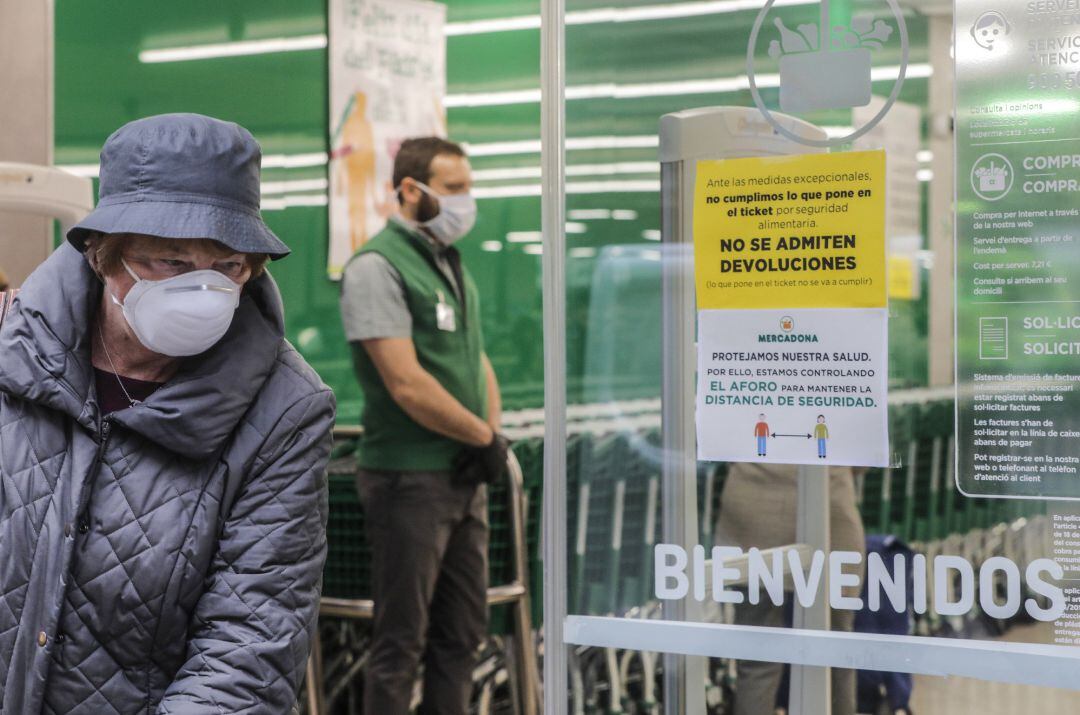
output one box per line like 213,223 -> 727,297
733,599 -> 856,715
356,469 -> 489,715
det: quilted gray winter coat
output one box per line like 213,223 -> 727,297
0,244 -> 335,713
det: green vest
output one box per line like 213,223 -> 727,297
348,221 -> 488,471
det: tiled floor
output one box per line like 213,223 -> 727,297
910,624 -> 1080,714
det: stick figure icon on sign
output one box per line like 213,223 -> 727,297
754,413 -> 770,456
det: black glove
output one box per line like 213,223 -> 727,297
454,432 -> 510,486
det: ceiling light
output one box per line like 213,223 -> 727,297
565,222 -> 588,233
263,152 -> 328,169
463,135 -> 658,158
445,89 -> 542,108
444,0 -> 817,37
56,163 -> 331,201
137,0 -> 860,65
475,185 -> 543,199
261,193 -> 329,211
471,166 -> 543,181
916,169 -> 934,182
59,151 -> 330,178
612,209 -> 639,220
570,247 -> 598,258
261,178 -> 329,195
523,244 -> 544,255
606,0 -> 816,22
463,140 -> 542,156
476,180 -> 662,199
139,35 -> 327,63
569,136 -> 659,150
642,229 -> 662,241
568,209 -> 613,220
445,16 -> 542,35
570,180 -> 661,194
916,150 -> 933,163
481,240 -> 504,251
569,162 -> 659,176
507,231 -> 543,243
285,193 -> 328,207
473,161 -> 660,184
445,65 -> 929,108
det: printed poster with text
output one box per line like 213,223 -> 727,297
954,0 -> 1080,647
327,0 -> 447,278
955,0 -> 1080,500
694,150 -> 889,467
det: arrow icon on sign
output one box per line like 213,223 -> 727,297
772,432 -> 812,439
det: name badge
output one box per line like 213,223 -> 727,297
436,290 -> 456,332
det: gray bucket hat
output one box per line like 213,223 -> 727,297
67,113 -> 290,259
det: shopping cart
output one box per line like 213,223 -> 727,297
303,432 -> 540,715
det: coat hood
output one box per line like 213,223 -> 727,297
0,243 -> 285,458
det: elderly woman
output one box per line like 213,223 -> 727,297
0,114 -> 335,713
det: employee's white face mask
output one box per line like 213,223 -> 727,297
413,181 -> 477,246
112,259 -> 241,357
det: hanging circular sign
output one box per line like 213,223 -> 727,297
746,0 -> 910,149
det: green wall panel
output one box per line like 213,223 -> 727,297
56,0 -> 933,421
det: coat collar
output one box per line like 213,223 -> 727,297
0,243 -> 284,459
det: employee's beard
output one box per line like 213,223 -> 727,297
416,192 -> 440,224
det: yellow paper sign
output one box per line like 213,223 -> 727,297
888,253 -> 919,300
693,150 -> 887,310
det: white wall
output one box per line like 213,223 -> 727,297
0,0 -> 54,287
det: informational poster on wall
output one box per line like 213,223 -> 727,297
327,0 -> 446,278
955,0 -> 1080,499
693,150 -> 889,467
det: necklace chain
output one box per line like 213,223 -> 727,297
96,319 -> 140,408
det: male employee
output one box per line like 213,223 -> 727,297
339,137 -> 507,715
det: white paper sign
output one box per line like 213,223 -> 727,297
327,0 -> 447,278
696,307 -> 889,467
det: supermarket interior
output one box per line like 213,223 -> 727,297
4,0 -> 1080,713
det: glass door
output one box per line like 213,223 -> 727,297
541,0 -> 1080,713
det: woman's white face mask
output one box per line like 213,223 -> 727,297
112,259 -> 241,357
412,181 -> 477,246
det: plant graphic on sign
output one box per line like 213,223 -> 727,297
768,9 -> 894,113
